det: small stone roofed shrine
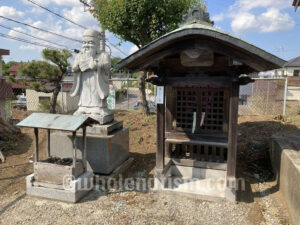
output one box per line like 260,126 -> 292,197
116,7 -> 286,201
17,113 -> 97,203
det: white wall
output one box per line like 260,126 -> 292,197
26,89 -> 79,113
275,67 -> 300,77
287,86 -> 300,101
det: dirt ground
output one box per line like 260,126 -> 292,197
0,109 -> 296,224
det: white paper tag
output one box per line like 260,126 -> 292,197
156,86 -> 164,104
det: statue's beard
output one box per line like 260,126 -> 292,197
82,47 -> 96,58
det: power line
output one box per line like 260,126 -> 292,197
0,23 -> 70,49
0,16 -> 81,43
27,0 -> 87,30
106,40 -> 128,56
0,32 -> 62,50
26,0 -> 128,57
1,8 -> 127,57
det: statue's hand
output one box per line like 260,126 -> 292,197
72,63 -> 80,72
89,59 -> 98,71
72,55 -> 81,72
79,59 -> 91,72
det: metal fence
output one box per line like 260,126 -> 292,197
109,78 -> 156,110
238,77 -> 300,116
3,77 -> 300,123
239,78 -> 288,116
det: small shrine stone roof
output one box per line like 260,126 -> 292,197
17,113 -> 98,131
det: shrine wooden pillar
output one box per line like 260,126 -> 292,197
227,81 -> 239,180
156,87 -> 165,172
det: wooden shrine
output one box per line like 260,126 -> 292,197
116,8 -> 285,201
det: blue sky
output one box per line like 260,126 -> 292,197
0,0 -> 299,63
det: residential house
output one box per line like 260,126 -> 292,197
273,57 -> 300,101
274,56 -> 300,77
239,83 -> 253,105
6,63 -> 26,95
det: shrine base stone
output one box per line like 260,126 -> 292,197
50,126 -> 129,175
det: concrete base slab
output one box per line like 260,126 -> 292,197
153,165 -> 234,202
26,171 -> 94,203
51,127 -> 129,174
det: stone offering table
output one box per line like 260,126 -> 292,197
17,113 -> 95,203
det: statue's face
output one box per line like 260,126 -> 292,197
82,36 -> 98,53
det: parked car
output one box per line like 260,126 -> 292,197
15,96 -> 27,109
133,100 -> 156,111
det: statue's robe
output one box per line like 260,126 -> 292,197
70,51 -> 111,108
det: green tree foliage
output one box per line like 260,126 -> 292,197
92,0 -> 206,47
111,57 -> 122,68
91,0 -> 207,115
18,49 -> 72,114
111,57 -> 123,73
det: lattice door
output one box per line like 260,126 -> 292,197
175,87 -> 228,134
176,89 -> 197,130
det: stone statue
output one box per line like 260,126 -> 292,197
71,29 -> 114,124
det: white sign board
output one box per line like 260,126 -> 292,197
107,84 -> 116,109
156,86 -> 164,104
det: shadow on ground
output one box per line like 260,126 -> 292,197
236,119 -> 300,203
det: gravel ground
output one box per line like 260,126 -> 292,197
0,190 -> 254,225
0,111 -> 293,225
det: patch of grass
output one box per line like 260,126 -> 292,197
38,99 -> 61,113
285,115 -> 300,124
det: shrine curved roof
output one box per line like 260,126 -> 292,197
116,23 -> 286,72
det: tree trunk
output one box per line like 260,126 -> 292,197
50,84 -> 61,114
139,71 -> 150,115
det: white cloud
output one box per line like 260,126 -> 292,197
21,0 -> 82,7
129,45 -> 139,55
8,27 -> 26,37
212,13 -> 224,22
0,6 -> 24,18
230,0 -> 292,12
215,0 -> 295,34
231,12 -> 257,34
258,8 -> 295,33
62,6 -> 99,30
19,45 -> 42,51
7,3 -> 115,57
231,8 -> 295,34
28,7 -> 44,14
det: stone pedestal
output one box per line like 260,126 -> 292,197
78,112 -> 114,125
50,120 -> 129,175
